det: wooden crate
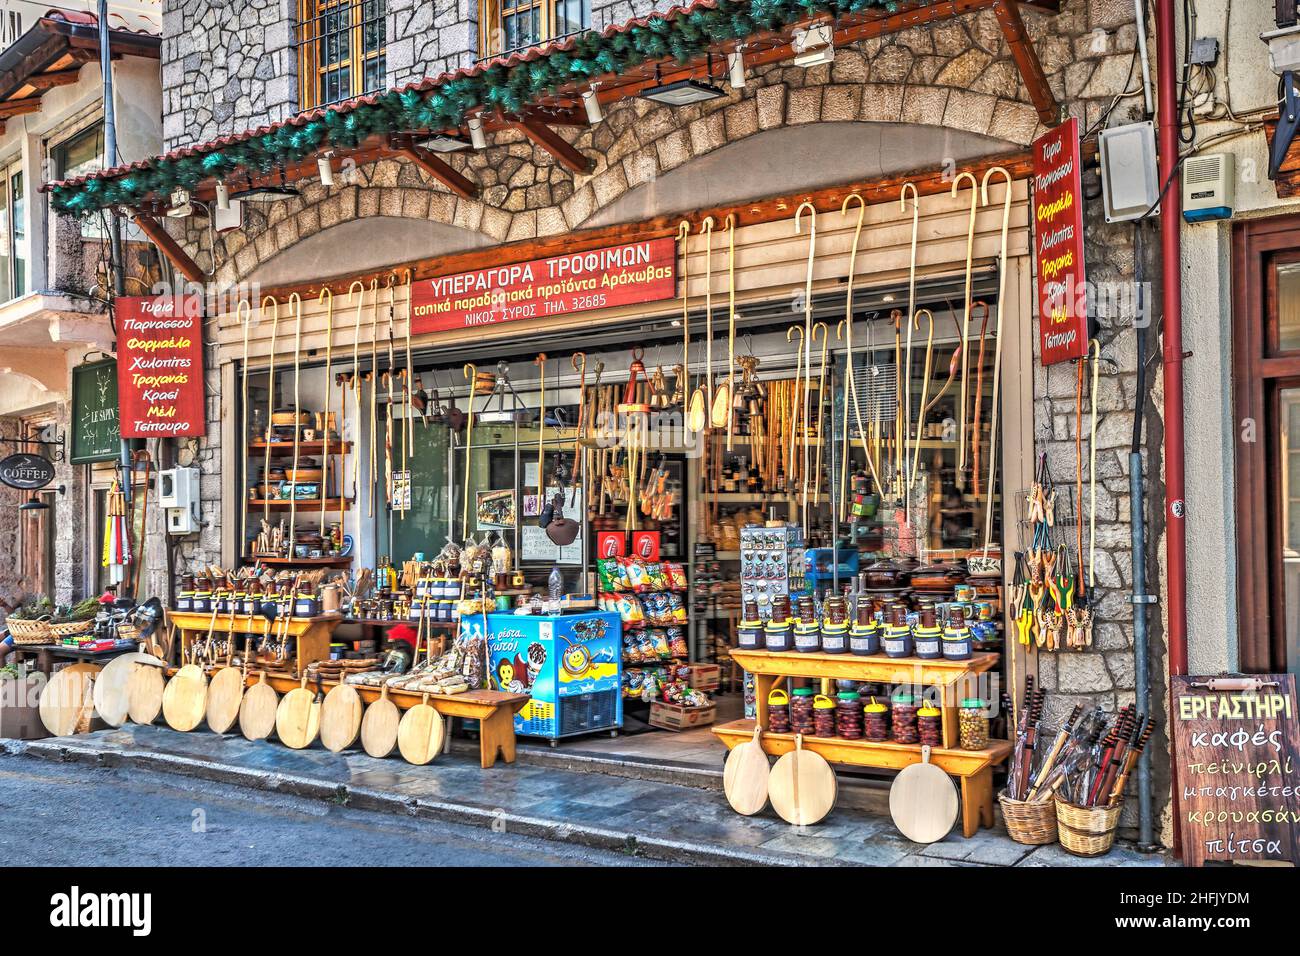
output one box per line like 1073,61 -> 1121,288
648,700 -> 717,732
685,663 -> 721,692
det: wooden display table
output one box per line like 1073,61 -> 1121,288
715,648 -> 1011,837
168,611 -> 342,678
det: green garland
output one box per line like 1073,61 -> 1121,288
52,0 -> 901,215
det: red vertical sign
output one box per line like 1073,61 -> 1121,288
1033,117 -> 1089,365
115,294 -> 207,438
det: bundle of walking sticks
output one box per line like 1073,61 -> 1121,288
1006,677 -> 1153,807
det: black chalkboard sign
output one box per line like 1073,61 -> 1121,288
71,358 -> 119,463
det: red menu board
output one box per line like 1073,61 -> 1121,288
1032,117 -> 1089,365
115,294 -> 206,438
410,237 -> 676,335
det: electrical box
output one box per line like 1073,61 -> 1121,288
1098,121 -> 1161,223
158,467 -> 201,535
1182,153 -> 1235,223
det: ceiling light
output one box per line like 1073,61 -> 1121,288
641,77 -> 727,107
582,89 -> 603,124
421,133 -> 472,153
215,180 -> 230,211
166,187 -> 192,218
19,494 -> 48,512
792,24 -> 835,67
728,51 -> 747,89
317,151 -> 335,186
468,116 -> 486,149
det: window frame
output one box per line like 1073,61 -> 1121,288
0,155 -> 25,303
295,0 -> 387,111
479,0 -> 589,60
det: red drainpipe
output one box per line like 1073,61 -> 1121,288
1154,0 -> 1187,677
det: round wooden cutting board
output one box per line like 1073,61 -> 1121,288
397,693 -> 445,766
205,666 -> 246,734
275,675 -> 322,750
889,745 -> 959,844
39,664 -> 100,737
161,664 -> 208,732
319,683 -> 363,753
93,653 -> 162,728
360,683 -> 400,758
126,662 -> 166,725
768,733 -> 837,826
239,671 -> 278,741
723,725 -> 771,816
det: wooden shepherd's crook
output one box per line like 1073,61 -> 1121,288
794,201 -> 816,528
1088,338 -> 1102,588
288,292 -> 304,552
347,280 -> 365,542
318,287 -> 334,532
786,325 -> 804,495
812,321 -> 830,498
462,363 -> 477,538
980,166 -> 1013,552
900,183 -> 920,489
534,352 -> 547,497
719,213 -> 739,445
236,299 -> 252,557
908,309 -> 936,494
951,170 -> 979,491
260,295 -> 280,528
367,277 -> 380,517
840,193 -> 867,522
677,219 -> 691,407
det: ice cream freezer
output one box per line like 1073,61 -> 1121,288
481,610 -> 623,741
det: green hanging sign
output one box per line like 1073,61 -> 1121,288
71,357 -> 120,463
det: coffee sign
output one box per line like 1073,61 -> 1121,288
0,452 -> 55,490
1032,117 -> 1089,365
114,294 -> 206,438
1171,674 -> 1300,866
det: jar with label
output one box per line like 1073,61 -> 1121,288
789,687 -> 816,735
912,606 -> 943,659
738,599 -> 763,650
918,702 -> 943,747
793,595 -> 821,653
835,691 -> 863,739
864,697 -> 889,741
294,591 -> 319,618
881,605 -> 914,658
821,594 -> 849,654
942,606 -> 973,660
891,692 -> 919,744
767,688 -> 791,733
813,694 -> 837,737
958,698 -> 989,751
764,616 -> 794,652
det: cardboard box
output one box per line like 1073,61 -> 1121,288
0,675 -> 50,740
648,700 -> 717,732
685,663 -> 721,692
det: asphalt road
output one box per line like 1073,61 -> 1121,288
0,757 -> 659,867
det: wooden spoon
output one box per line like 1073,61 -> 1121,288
397,692 -> 445,766
361,683 -> 400,757
239,671 -> 279,740
723,725 -> 770,816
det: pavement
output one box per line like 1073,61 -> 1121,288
1,723 -> 1175,867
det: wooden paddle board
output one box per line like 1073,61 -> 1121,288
768,733 -> 837,826
205,666 -> 246,734
723,725 -> 770,815
319,682 -> 363,752
889,745 -> 959,843
162,663 -> 208,732
360,683 -> 400,757
396,693 -> 444,766
275,675 -> 322,749
126,662 -> 166,725
92,653 -> 162,728
239,671 -> 278,740
38,664 -> 100,737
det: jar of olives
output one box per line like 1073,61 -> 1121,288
789,687 -> 816,735
891,691 -> 919,744
767,688 -> 791,734
918,702 -> 943,747
958,698 -> 989,751
864,696 -> 890,742
813,694 -> 837,737
835,691 -> 863,739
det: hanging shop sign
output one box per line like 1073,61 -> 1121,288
410,237 -> 676,335
114,294 -> 207,439
1032,117 -> 1089,365
70,358 -> 120,463
1171,674 -> 1300,866
0,452 -> 55,490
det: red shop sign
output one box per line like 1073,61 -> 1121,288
595,532 -> 626,559
410,236 -> 676,335
1032,117 -> 1089,365
115,294 -> 206,438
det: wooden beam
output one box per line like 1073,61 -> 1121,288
0,98 -> 43,119
512,119 -> 592,174
22,68 -> 83,91
994,0 -> 1058,125
398,145 -> 479,199
131,214 -> 205,284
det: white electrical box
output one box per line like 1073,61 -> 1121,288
166,504 -> 200,535
157,467 -> 199,508
1182,153 -> 1235,223
1098,121 -> 1160,223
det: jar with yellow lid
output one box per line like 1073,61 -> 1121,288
864,696 -> 890,741
767,688 -> 791,734
812,694 -> 837,737
918,702 -> 943,747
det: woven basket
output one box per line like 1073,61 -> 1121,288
49,619 -> 95,639
998,790 -> 1058,845
6,616 -> 52,645
1055,797 -> 1121,857
116,620 -> 141,644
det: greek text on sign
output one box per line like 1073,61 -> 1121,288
1032,117 -> 1089,365
115,294 -> 207,438
410,237 -> 676,334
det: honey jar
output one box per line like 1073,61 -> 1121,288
881,605 -> 914,658
913,606 -> 942,660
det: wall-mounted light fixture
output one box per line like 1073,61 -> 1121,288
317,151 -> 336,187
728,50 -> 747,89
468,116 -> 487,149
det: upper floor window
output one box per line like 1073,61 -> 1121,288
0,10 -> 22,52
479,0 -> 589,59
295,0 -> 386,110
0,161 -> 25,302
51,121 -> 106,241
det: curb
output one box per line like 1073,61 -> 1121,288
2,738 -> 840,867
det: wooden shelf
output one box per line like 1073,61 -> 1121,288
242,555 -> 352,567
247,498 -> 350,511
248,440 -> 352,454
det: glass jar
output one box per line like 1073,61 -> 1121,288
892,692 -> 919,744
835,691 -> 863,740
881,605 -> 914,658
789,687 -> 816,735
812,694 -> 837,737
958,698 -> 989,751
913,607 -> 942,659
864,697 -> 890,742
942,606 -> 973,660
767,688 -> 791,734
918,703 -> 943,747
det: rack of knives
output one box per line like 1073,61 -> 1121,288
1005,676 -> 1154,807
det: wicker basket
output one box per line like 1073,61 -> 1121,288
1055,797 -> 1122,857
49,619 -> 95,639
6,616 -> 52,645
998,790 -> 1058,845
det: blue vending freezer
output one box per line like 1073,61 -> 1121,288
483,610 -> 623,741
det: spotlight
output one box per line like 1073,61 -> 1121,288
215,180 -> 230,211
728,50 -> 747,89
582,89 -> 603,124
317,151 -> 335,187
468,116 -> 486,149
420,134 -> 472,153
641,78 -> 726,107
792,24 -> 835,67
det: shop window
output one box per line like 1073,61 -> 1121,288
295,0 -> 387,111
0,161 -> 24,302
479,0 -> 589,59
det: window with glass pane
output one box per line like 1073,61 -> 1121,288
11,170 -> 23,298
1280,388 -> 1300,677
52,123 -> 104,180
480,0 -> 588,58
0,174 -> 10,304
296,0 -> 386,111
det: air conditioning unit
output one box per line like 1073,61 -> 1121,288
1182,153 -> 1235,223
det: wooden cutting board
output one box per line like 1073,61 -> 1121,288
205,666 -> 246,734
723,725 -> 771,815
275,675 -> 322,749
162,663 -> 208,732
93,653 -> 162,728
768,733 -> 837,826
360,683 -> 400,758
319,682 -> 363,752
38,664 -> 100,737
889,745 -> 959,843
397,693 -> 445,765
239,671 -> 278,740
126,662 -> 166,725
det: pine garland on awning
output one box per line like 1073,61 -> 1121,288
49,0 -> 904,216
